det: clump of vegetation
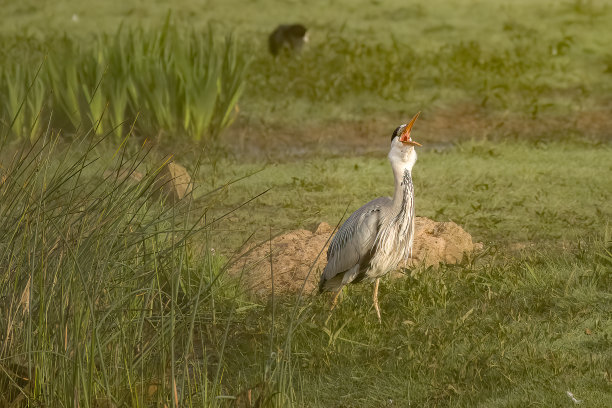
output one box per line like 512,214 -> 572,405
0,16 -> 248,144
0,128 -> 298,406
0,131 -> 213,405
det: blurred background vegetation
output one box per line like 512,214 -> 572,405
0,0 -> 610,407
2,0 -> 612,143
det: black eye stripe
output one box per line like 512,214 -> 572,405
391,125 -> 403,141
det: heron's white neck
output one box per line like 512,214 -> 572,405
388,146 -> 417,210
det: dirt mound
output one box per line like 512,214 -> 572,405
229,218 -> 479,297
230,222 -> 333,297
152,161 -> 193,203
408,217 -> 480,268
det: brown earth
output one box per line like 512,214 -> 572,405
229,217 -> 480,298
220,104 -> 612,159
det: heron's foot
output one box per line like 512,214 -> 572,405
373,279 -> 382,323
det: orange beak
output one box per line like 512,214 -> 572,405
399,111 -> 422,146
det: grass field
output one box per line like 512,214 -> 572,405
1,0 -> 611,407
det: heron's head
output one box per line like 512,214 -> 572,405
389,112 -> 422,171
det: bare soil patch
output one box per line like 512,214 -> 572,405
220,104 -> 612,160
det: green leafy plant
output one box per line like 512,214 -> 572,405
0,62 -> 47,142
1,18 -> 249,144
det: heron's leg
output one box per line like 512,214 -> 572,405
373,278 -> 381,323
325,289 -> 342,325
329,289 -> 342,311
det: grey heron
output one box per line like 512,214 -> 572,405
318,112 -> 422,321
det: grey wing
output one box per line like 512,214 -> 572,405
319,197 -> 391,291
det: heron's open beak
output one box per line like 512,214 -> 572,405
399,112 -> 422,146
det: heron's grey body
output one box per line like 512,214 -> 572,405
318,120 -> 420,320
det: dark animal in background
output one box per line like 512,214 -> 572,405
268,24 -> 308,56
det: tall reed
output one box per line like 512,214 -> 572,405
0,128 -> 240,406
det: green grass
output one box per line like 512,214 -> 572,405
257,239 -> 611,406
1,0 -> 611,406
